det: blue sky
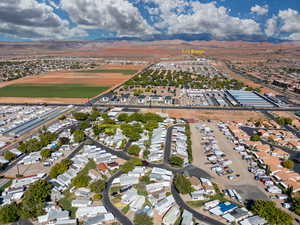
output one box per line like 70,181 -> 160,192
0,0 -> 299,41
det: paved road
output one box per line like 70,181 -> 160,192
103,171 -> 133,225
1,102 -> 300,112
171,183 -> 225,225
88,135 -> 219,225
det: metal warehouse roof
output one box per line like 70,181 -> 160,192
226,90 -> 274,108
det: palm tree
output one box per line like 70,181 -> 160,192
285,186 -> 294,200
265,165 -> 271,176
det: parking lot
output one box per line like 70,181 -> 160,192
190,122 -> 268,201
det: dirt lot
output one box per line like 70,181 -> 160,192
143,109 -> 266,121
213,61 -> 279,95
190,122 -> 268,201
0,71 -> 133,88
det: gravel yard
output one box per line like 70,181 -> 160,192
190,122 -> 268,201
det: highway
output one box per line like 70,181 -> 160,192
1,102 -> 300,112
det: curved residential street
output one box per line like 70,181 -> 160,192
88,131 -> 225,225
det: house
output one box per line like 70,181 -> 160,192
121,189 -> 138,204
146,182 -> 164,193
9,148 -> 22,156
163,206 -> 180,225
209,202 -> 237,216
240,215 -> 267,225
130,195 -> 145,212
88,169 -> 102,180
119,174 -> 139,186
108,162 -> 119,170
84,213 -> 114,225
222,208 -> 249,223
155,195 -> 175,215
181,210 -> 193,225
73,188 -> 91,197
190,191 -> 207,201
71,197 -> 91,208
38,208 -> 70,223
0,157 -> 9,164
53,219 -> 77,225
76,206 -> 107,219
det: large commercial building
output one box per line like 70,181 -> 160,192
226,90 -> 275,108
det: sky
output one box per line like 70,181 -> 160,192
0,0 -> 299,42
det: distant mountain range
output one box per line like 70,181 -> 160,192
94,33 -> 286,43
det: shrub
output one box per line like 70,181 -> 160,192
128,145 -> 141,156
170,155 -> 184,167
4,151 -> 16,161
174,174 -> 193,194
251,200 -> 293,225
282,160 -> 294,169
133,213 -> 153,225
250,134 -> 261,141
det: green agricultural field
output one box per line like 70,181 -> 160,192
76,69 -> 138,74
0,84 -> 109,98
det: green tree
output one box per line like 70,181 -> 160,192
50,159 -> 71,178
72,112 -> 89,121
128,145 -> 141,156
174,174 -> 193,194
170,155 -> 184,167
0,202 -> 19,223
4,151 -> 16,161
90,180 -> 106,193
282,160 -> 295,169
73,129 -> 85,143
117,113 -> 129,122
133,213 -> 153,225
251,200 -> 293,225
250,134 -> 261,141
293,197 -> 300,215
79,121 -> 91,130
20,180 -> 52,218
58,115 -> 66,120
120,159 -> 142,173
89,110 -> 101,121
71,174 -> 90,188
145,121 -> 158,132
277,117 -> 293,126
93,193 -> 102,201
40,149 -> 52,159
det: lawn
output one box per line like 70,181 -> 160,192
76,69 -> 138,74
0,84 -> 109,98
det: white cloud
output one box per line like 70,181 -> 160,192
0,0 -> 87,39
147,1 -> 262,39
268,8 -> 300,41
278,9 -> 300,33
251,4 -> 269,16
60,0 -> 157,37
265,16 -> 278,37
